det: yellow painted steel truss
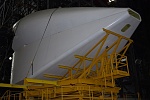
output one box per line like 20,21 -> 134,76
0,28 -> 133,100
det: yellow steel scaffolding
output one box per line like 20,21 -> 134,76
0,28 -> 133,100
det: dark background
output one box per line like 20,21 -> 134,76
0,0 -> 150,99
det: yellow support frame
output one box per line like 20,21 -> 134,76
0,28 -> 133,100
0,83 -> 27,89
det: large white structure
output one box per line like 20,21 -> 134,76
11,7 -> 141,84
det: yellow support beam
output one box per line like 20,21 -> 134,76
103,28 -> 133,42
75,55 -> 94,61
0,83 -> 27,89
24,78 -> 58,86
75,55 -> 101,63
59,65 -> 96,77
44,74 -> 63,79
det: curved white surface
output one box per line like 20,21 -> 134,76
11,7 -> 141,84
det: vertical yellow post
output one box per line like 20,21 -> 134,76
61,86 -> 63,100
137,92 -> 141,100
8,90 -> 10,100
19,93 -> 21,100
25,91 -> 27,100
88,86 -> 91,100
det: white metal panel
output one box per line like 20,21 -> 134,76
11,7 -> 141,84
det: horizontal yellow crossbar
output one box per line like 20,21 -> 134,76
59,65 -> 96,73
24,78 -> 58,85
75,55 -> 94,61
0,83 -> 27,89
75,55 -> 103,63
44,74 -> 63,79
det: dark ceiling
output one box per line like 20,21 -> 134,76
0,0 -> 150,98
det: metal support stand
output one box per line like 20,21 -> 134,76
0,28 -> 133,100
